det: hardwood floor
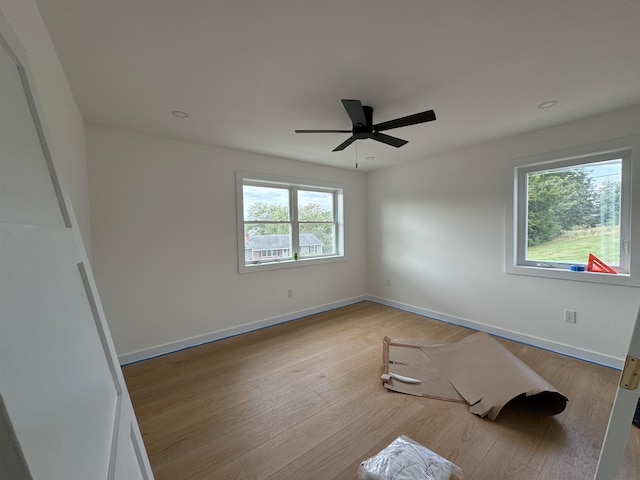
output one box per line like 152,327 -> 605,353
123,301 -> 640,479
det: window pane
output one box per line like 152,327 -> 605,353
525,159 -> 622,266
238,172 -> 344,272
244,225 -> 292,262
298,190 -> 334,222
299,223 -> 335,256
243,185 -> 289,221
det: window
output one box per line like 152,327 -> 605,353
506,136 -> 640,286
236,171 -> 344,272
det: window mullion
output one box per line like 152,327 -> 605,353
333,192 -> 341,251
291,186 -> 299,256
516,168 -> 528,266
619,153 -> 632,272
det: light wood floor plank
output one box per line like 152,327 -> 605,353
238,383 -> 389,480
264,394 -> 426,480
152,390 -> 329,479
407,404 -> 501,475
470,448 -> 540,480
122,301 -> 640,480
618,427 -> 640,480
536,422 -> 603,480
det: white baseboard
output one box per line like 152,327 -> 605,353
118,295 -> 368,365
366,295 -> 625,370
119,294 -> 625,370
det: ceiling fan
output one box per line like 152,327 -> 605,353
295,99 -> 436,152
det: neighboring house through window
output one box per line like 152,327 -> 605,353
244,233 -> 323,261
236,171 -> 344,272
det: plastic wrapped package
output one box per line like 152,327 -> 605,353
358,435 -> 462,480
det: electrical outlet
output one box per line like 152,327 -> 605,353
564,310 -> 576,323
386,279 -> 391,287
287,289 -> 293,298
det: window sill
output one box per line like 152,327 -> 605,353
239,254 -> 345,274
506,264 -> 638,287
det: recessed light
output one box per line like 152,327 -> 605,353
537,101 -> 558,109
172,110 -> 189,118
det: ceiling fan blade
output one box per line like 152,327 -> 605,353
332,136 -> 357,152
295,129 -> 352,133
341,99 -> 368,127
370,132 -> 408,148
373,109 -> 436,132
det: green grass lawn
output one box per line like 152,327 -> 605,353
527,226 -> 620,265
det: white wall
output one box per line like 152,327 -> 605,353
5,0 -> 638,370
0,0 -> 91,256
367,104 -> 640,366
87,125 -> 368,360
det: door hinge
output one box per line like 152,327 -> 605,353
620,355 -> 640,390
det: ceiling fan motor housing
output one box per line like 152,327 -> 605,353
353,105 -> 374,137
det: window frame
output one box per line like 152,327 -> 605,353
505,135 -> 640,287
236,171 -> 344,273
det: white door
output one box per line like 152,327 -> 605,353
594,306 -> 640,479
0,12 -> 153,480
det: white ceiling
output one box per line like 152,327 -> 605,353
35,0 -> 640,171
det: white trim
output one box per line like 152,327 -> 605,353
366,295 -> 625,370
129,423 -> 150,480
595,305 -> 640,478
236,170 -> 345,274
0,12 -> 73,231
505,134 -> 640,287
118,295 -> 367,365
77,262 -> 122,480
120,294 -> 625,369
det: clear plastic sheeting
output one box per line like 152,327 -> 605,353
358,435 -> 462,480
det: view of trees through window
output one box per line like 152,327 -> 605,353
243,185 -> 336,258
526,159 -> 622,266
